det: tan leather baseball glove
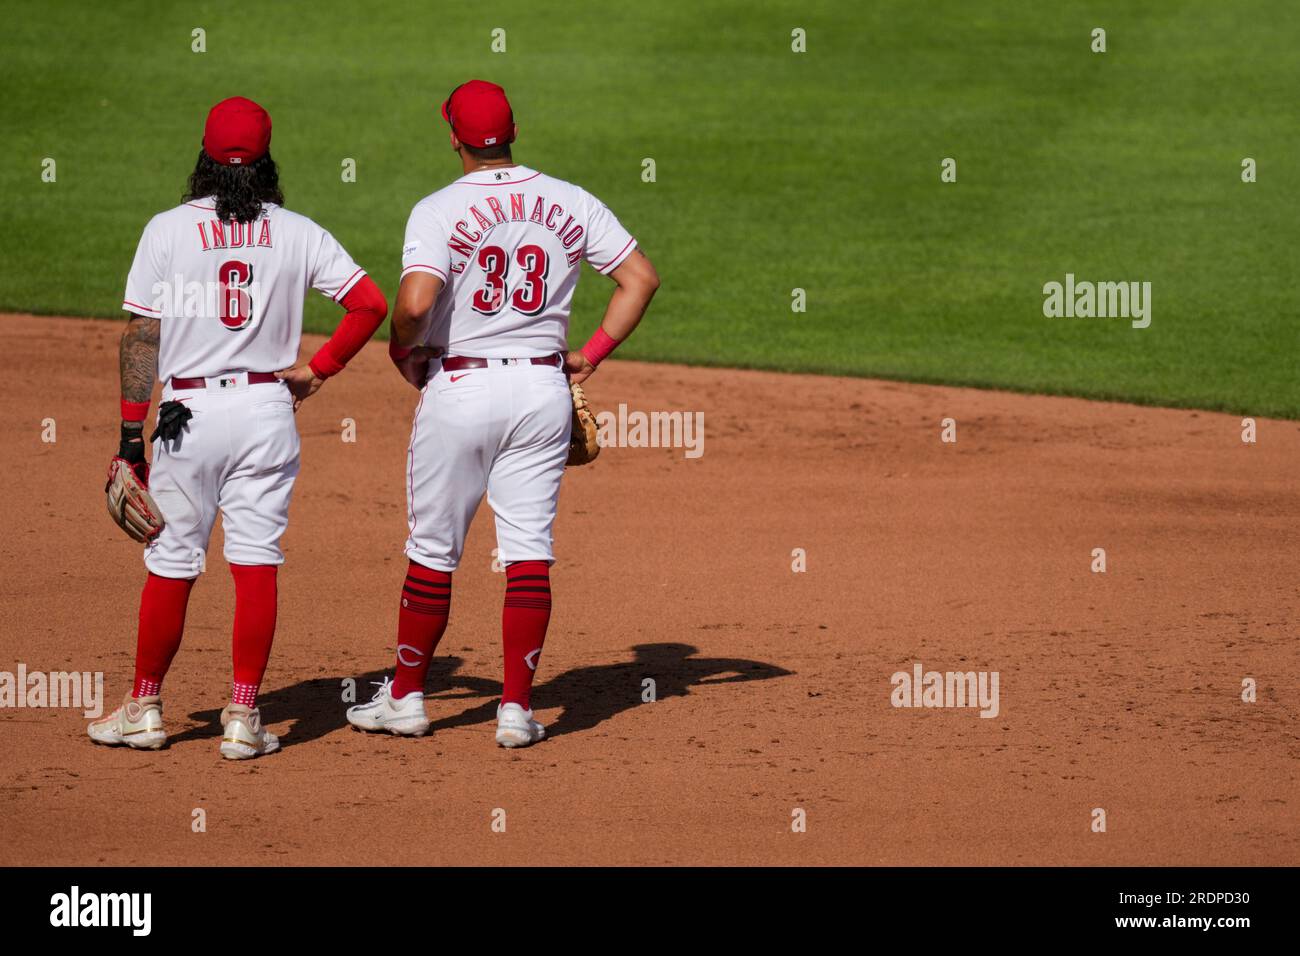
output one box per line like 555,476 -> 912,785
566,382 -> 600,466
106,456 -> 165,542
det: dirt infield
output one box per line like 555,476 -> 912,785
1,313 -> 1296,866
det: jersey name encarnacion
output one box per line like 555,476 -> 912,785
446,192 -> 591,273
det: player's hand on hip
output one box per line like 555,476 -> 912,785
393,346 -> 439,390
276,365 -> 325,411
564,350 -> 596,385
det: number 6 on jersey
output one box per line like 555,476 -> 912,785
219,258 -> 254,330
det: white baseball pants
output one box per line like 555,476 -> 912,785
144,374 -> 301,578
405,359 -> 572,573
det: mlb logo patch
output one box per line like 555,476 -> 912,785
219,377 -> 237,389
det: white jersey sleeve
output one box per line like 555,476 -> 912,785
123,215 -> 168,317
581,194 -> 637,275
400,201 -> 452,283
309,227 -> 366,302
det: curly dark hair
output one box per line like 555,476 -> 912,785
183,150 -> 284,223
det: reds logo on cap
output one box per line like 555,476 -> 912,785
440,80 -> 515,149
203,96 -> 272,166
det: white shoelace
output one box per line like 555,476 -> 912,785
367,677 -> 394,703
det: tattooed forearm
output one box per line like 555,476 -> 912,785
119,315 -> 160,406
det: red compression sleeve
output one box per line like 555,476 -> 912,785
308,275 -> 388,378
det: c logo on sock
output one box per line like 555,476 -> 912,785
524,649 -> 541,671
397,644 -> 425,667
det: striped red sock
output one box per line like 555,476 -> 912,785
391,562 -> 452,699
132,573 -> 195,698
502,561 -> 551,709
230,564 -> 277,709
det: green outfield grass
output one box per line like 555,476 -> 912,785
3,1 -> 1297,416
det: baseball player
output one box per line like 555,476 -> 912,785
346,80 -> 659,746
91,96 -> 388,759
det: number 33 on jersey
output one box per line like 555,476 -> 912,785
400,165 -> 637,357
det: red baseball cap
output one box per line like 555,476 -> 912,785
440,80 -> 514,148
203,96 -> 272,165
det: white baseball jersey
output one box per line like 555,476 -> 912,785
400,165 -> 637,356
123,199 -> 366,380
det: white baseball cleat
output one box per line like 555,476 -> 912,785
346,678 -> 430,736
88,693 -> 166,750
219,703 -> 280,760
496,702 -> 546,748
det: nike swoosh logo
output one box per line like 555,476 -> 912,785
450,373 -> 471,383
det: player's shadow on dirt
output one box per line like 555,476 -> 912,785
168,644 -> 789,749
428,642 -> 792,740
168,657 -> 495,750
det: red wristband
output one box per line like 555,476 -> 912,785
579,326 -> 620,367
121,399 -> 150,422
389,338 -> 412,362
